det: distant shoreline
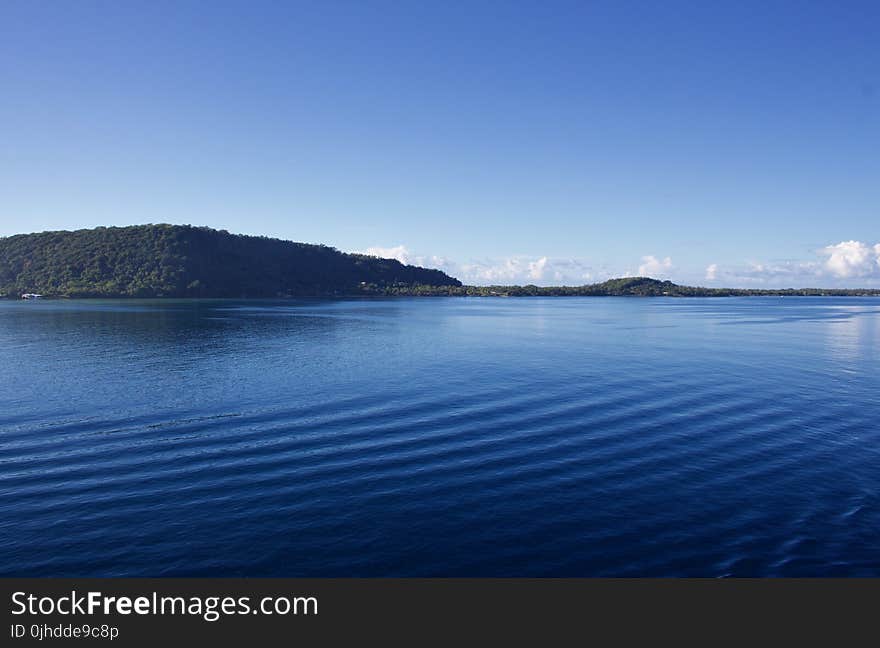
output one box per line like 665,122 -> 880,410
6,284 -> 880,300
355,282 -> 880,298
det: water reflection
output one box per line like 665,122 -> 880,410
822,306 -> 879,368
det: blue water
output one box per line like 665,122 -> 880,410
1,297 -> 879,576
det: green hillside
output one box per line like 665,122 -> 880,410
0,224 -> 460,297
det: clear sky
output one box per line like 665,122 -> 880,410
1,1 -> 878,286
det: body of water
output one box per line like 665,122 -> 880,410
1,297 -> 878,576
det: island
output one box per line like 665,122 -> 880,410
2,225 -> 879,298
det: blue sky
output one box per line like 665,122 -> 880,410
1,1 -> 878,286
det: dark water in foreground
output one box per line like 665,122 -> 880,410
1,297 -> 879,576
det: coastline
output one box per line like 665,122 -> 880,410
5,287 -> 880,300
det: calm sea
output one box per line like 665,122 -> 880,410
1,297 -> 878,576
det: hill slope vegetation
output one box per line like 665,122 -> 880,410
0,225 -> 460,297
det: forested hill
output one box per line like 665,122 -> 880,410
0,225 -> 460,297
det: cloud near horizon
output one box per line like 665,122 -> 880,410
704,240 -> 880,286
637,255 -> 674,278
363,239 -> 880,288
821,241 -> 880,278
359,245 -> 656,286
360,245 -> 458,277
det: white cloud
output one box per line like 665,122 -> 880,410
702,260 -> 823,285
361,240 -> 880,288
528,257 -> 548,281
705,240 -> 880,286
820,240 -> 880,278
459,256 -> 600,285
359,245 -> 604,285
359,245 -> 456,275
459,257 -> 527,283
638,255 -> 673,278
362,245 -> 411,264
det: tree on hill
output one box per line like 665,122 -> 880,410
0,224 -> 461,297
